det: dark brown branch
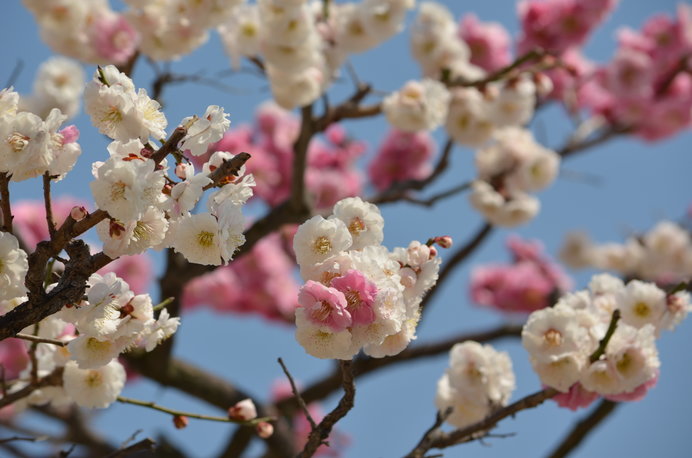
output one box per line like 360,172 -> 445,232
277,324 -> 520,416
0,172 -> 13,233
369,138 -> 455,205
297,360 -> 355,458
0,367 -> 63,409
0,436 -> 44,445
13,333 -> 67,347
589,309 -> 621,363
151,125 -> 190,164
452,49 -> 549,88
42,173 -> 56,237
557,125 -> 630,159
202,152 -> 252,190
313,83 -> 378,131
547,400 -> 619,458
419,222 -> 493,312
405,407 -> 453,458
407,388 -> 558,456
105,438 -> 156,458
292,105 -> 315,210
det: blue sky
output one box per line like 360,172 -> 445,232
1,1 -> 691,457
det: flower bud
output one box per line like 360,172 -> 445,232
433,236 -> 453,249
400,267 -> 417,288
256,421 -> 274,439
70,206 -> 88,222
228,398 -> 257,421
173,415 -> 189,429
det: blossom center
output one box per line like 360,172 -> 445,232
197,231 -> 215,248
86,337 -> 112,353
85,370 -> 103,388
633,301 -> 650,318
7,132 -> 30,153
110,181 -> 127,201
544,328 -> 562,347
348,217 -> 366,236
313,236 -> 331,254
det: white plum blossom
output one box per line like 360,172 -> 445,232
0,232 -> 29,301
293,215 -> 353,268
179,105 -> 231,156
435,341 -> 515,428
62,360 -> 126,409
331,197 -> 384,250
141,309 -> 181,352
383,79 -> 450,132
170,212 -> 224,265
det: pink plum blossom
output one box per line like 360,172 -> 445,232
330,270 -> 378,325
552,382 -> 600,411
368,130 -> 435,191
298,281 -> 351,331
91,14 -> 139,65
604,370 -> 659,402
458,14 -> 512,72
99,253 -> 153,295
12,197 -> 90,250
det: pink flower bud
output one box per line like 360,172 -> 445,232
429,246 -> 438,258
434,236 -> 453,249
228,398 -> 257,421
173,415 -> 189,429
59,125 -> 80,145
70,206 -> 88,222
175,163 -> 189,180
256,421 -> 274,439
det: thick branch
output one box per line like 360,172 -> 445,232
202,152 -> 252,190
42,173 -> 56,237
547,400 -> 619,458
407,388 -> 558,456
297,360 -> 355,458
0,172 -> 12,233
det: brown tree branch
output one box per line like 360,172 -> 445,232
297,360 -> 355,458
42,173 -> 56,237
278,358 -> 317,430
547,400 -> 619,458
0,367 -> 63,409
0,172 -> 13,233
369,138 -> 455,205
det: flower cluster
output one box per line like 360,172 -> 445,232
560,220 -> 692,284
471,235 -> 572,314
368,129 -> 436,191
85,66 -> 252,265
5,272 -> 179,410
469,127 -> 560,227
19,57 -> 85,121
435,341 -> 516,428
219,0 -> 414,109
0,87 -> 81,182
293,197 -> 442,359
522,273 -> 690,407
582,5 -> 692,140
23,0 -> 139,64
458,14 -> 512,73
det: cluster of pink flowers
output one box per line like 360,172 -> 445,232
368,130 -> 436,191
470,235 -> 572,313
198,102 -> 365,210
582,6 -> 692,140
182,232 -> 298,323
458,14 -> 512,73
517,0 -> 619,55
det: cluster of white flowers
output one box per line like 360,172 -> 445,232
435,341 -> 515,428
19,57 -> 85,120
219,0 -> 414,109
382,79 -> 450,132
84,66 -> 253,265
125,0 -> 241,61
6,272 -> 180,410
522,273 -> 690,397
293,197 -> 441,360
469,127 -> 560,227
561,221 -> 692,283
0,232 -> 29,302
23,0 -> 137,64
0,87 -> 81,182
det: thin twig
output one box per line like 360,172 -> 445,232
589,310 -> 621,363
400,181 -> 472,207
28,324 -> 40,384
116,396 -> 273,425
4,60 -> 24,89
0,436 -> 46,445
42,173 -> 56,237
13,333 -> 68,347
419,222 -> 493,313
0,367 -> 63,409
452,49 -> 548,87
278,358 -> 317,430
297,360 -> 355,458
105,438 -> 156,458
547,400 -> 619,458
